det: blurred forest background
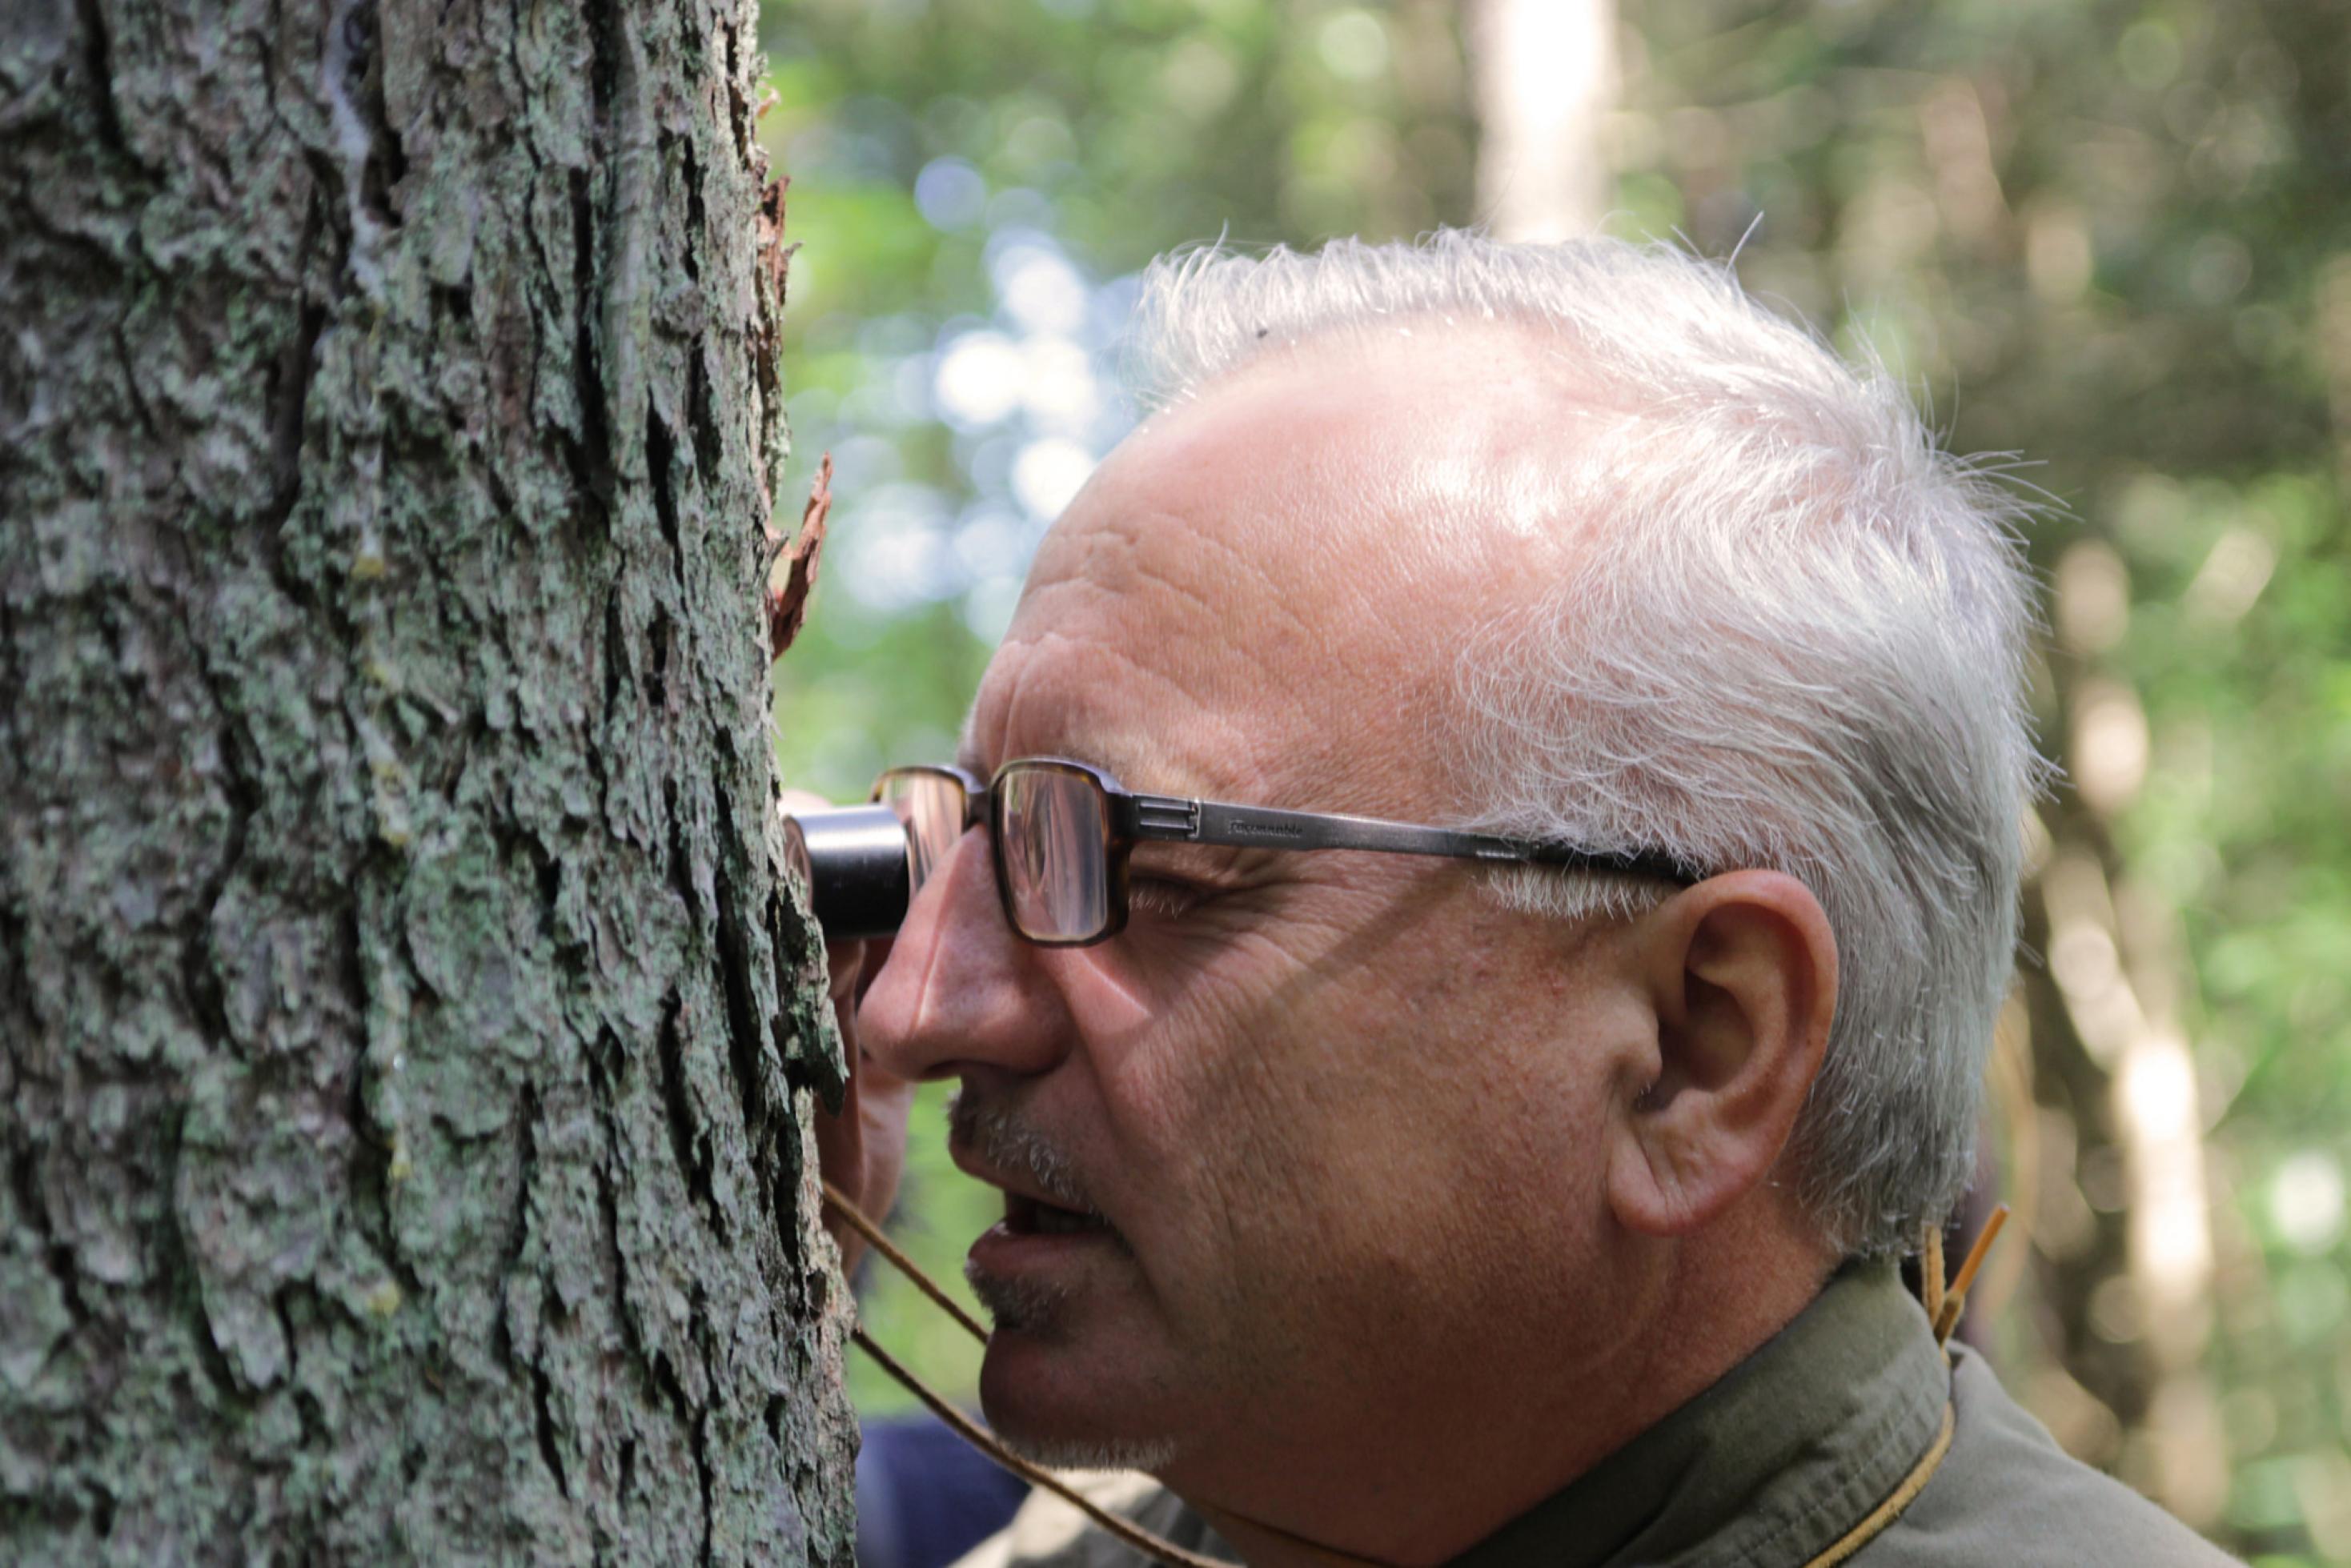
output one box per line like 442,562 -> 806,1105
754,0 -> 2349,1559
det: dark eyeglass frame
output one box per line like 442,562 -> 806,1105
875,756 -> 1700,948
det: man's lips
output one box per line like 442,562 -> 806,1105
1001,1189 -> 1114,1237
950,1141 -> 1126,1246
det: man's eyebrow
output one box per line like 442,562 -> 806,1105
956,668 -> 1247,792
957,734 -> 1209,799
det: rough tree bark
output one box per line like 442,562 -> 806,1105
0,0 -> 858,1561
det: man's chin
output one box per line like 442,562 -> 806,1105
994,1426 -> 1181,1475
977,1332 -> 1182,1477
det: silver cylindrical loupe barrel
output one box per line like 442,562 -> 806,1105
780,804 -> 913,942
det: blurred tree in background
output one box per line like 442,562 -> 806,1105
756,2 -> 2349,1560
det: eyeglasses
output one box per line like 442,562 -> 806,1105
873,756 -> 1699,947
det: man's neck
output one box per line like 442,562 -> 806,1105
1161,1222 -> 1839,1568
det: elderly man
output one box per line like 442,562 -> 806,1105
809,234 -> 2230,1567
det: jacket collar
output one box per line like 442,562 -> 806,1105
1446,1259 -> 1948,1568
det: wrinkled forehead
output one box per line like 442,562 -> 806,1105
962,326 -> 1611,812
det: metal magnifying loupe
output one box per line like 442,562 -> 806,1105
780,804 -> 913,942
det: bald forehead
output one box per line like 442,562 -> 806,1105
1129,319 -> 1615,546
969,323 -> 1619,808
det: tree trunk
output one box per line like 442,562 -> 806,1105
0,0 -> 857,1561
1466,0 -> 1619,241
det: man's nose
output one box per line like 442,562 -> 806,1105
857,824 -> 1073,1082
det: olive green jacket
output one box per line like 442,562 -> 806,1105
950,1261 -> 2237,1568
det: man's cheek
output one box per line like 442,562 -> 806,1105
1048,944 -> 1157,1033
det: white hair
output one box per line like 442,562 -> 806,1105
1125,231 -> 2044,1257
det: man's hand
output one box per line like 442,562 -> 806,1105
784,788 -> 917,1274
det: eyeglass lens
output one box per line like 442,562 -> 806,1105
995,766 -> 1113,942
877,768 -> 971,893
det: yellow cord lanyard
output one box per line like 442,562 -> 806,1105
824,1183 -> 2008,1568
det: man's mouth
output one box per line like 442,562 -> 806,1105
1003,1189 -> 1115,1238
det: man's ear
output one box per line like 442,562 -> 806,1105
1605,870 -> 1837,1238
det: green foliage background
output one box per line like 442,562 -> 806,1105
757,2 -> 2350,1559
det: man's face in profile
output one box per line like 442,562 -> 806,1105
859,327 -> 1667,1501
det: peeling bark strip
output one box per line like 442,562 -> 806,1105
766,454 -> 832,660
0,0 -> 857,1562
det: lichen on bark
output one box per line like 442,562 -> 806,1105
0,0 -> 857,1560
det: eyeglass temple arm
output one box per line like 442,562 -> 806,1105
1125,794 -> 1699,885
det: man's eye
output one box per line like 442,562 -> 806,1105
1126,876 -> 1206,919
